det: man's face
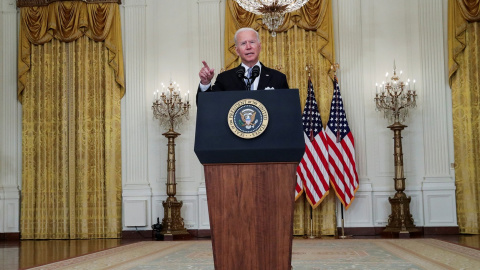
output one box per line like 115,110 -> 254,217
235,30 -> 261,67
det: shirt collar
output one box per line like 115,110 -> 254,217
241,62 -> 261,74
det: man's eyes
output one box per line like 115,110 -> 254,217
240,41 -> 256,46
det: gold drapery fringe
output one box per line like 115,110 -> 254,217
448,0 -> 480,234
18,0 -> 125,102
225,0 -> 336,236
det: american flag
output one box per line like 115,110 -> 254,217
326,77 -> 359,209
296,78 -> 330,208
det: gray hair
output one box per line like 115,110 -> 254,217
234,28 -> 261,46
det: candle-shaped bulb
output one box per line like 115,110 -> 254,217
385,72 -> 389,78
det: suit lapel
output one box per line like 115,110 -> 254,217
257,63 -> 271,90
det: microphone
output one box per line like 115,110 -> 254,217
247,66 -> 260,90
236,66 -> 249,90
251,65 -> 260,79
236,66 -> 246,79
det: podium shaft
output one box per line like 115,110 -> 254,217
205,162 -> 297,270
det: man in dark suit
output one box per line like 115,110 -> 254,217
198,27 -> 289,93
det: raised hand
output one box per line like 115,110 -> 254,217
199,61 -> 215,85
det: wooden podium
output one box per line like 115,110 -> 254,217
195,90 -> 305,270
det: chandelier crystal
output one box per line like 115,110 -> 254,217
235,0 -> 309,36
374,62 -> 417,124
152,81 -> 190,131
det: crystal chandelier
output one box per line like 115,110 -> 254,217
374,62 -> 417,124
235,0 -> 309,36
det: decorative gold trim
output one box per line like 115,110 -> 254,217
228,98 -> 269,139
17,0 -> 121,8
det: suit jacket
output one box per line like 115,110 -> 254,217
197,63 -> 289,94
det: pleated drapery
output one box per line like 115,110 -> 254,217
18,0 -> 125,101
18,1 -> 124,239
225,0 -> 337,236
448,0 -> 480,234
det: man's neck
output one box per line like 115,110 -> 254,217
242,61 -> 260,69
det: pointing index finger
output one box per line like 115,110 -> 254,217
202,61 -> 210,70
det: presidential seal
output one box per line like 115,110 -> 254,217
228,99 -> 269,139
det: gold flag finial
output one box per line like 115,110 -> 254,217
305,64 -> 313,79
331,63 -> 340,75
331,63 -> 340,80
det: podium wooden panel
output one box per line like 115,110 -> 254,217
195,90 -> 304,270
204,162 -> 297,270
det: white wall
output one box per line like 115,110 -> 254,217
333,0 -> 456,228
0,0 -> 457,234
0,0 -> 21,234
121,0 -> 222,230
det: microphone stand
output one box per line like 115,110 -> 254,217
246,78 -> 252,91
246,75 -> 258,91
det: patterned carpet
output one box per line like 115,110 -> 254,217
29,238 -> 480,270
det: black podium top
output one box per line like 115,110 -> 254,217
194,89 -> 305,164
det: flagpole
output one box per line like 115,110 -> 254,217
308,205 -> 316,239
331,64 -> 346,239
339,204 -> 352,239
339,204 -> 347,239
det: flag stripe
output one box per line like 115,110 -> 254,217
326,78 -> 359,209
295,78 -> 330,208
299,143 -> 324,203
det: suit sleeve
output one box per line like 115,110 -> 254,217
282,73 -> 289,89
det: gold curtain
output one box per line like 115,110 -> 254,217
18,1 -> 124,239
225,0 -> 337,236
448,0 -> 480,234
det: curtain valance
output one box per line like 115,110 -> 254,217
18,1 -> 125,101
456,0 -> 480,21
